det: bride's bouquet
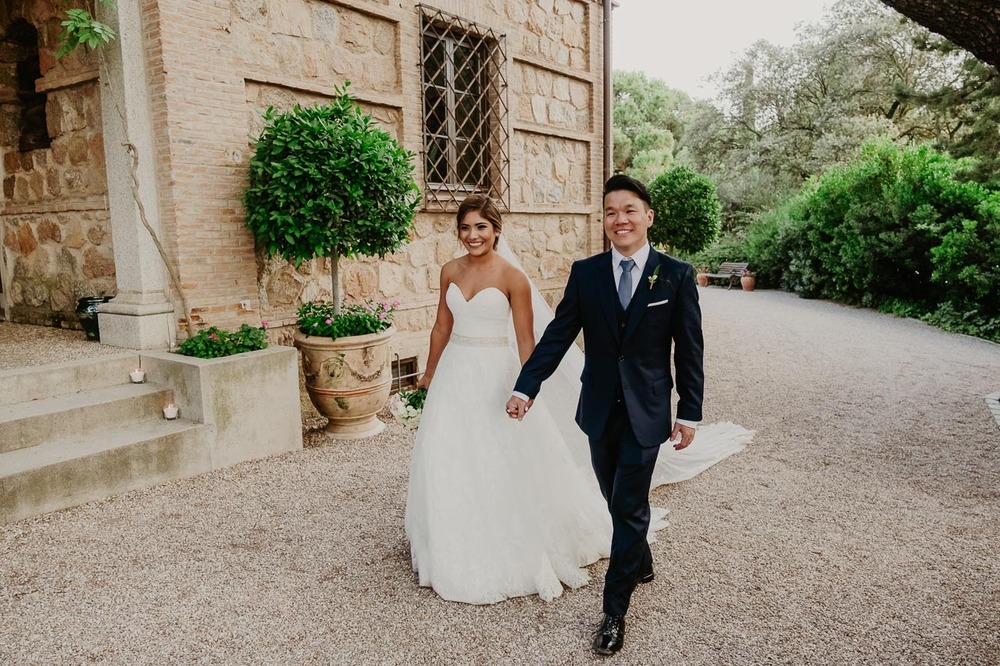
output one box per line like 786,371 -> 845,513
388,387 -> 427,430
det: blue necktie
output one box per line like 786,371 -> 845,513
618,258 -> 635,309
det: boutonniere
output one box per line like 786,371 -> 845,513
647,265 -> 660,289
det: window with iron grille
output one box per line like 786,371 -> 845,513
419,6 -> 509,209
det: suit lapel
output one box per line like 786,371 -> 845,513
621,250 -> 660,343
596,252 -> 621,343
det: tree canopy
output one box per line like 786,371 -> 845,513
612,71 -> 688,183
671,0 -> 997,229
623,0 -> 1000,342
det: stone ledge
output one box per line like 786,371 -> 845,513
513,53 -> 595,83
35,69 -> 99,93
322,0 -> 405,23
2,196 -> 109,216
242,70 -> 402,110
139,346 -> 303,467
512,120 -> 596,143
987,392 -> 1000,430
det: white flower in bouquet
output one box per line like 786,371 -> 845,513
390,387 -> 427,430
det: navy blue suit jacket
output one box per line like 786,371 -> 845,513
514,247 -> 704,448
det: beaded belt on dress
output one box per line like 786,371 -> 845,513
450,333 -> 509,347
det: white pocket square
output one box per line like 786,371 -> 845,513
647,299 -> 669,307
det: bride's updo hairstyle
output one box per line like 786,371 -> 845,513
456,194 -> 503,249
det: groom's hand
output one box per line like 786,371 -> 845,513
505,396 -> 533,421
670,423 -> 696,450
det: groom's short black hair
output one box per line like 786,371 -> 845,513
603,174 -> 652,209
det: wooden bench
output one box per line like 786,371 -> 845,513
702,262 -> 748,289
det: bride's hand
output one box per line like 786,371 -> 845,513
416,374 -> 431,390
505,396 -> 533,421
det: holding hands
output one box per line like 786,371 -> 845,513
505,395 -> 533,420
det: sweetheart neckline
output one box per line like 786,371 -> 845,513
448,283 -> 506,303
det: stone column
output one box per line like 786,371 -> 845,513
94,0 -> 174,349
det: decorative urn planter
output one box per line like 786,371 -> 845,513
294,326 -> 395,439
696,272 -> 709,287
741,276 -> 756,291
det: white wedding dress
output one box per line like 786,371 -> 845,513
404,278 -> 754,605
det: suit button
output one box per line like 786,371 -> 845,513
618,356 -> 624,362
619,322 -> 625,329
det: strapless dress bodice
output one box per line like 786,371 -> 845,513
446,284 -> 510,343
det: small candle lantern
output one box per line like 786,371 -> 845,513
163,404 -> 179,420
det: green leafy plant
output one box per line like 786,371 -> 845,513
297,299 -> 398,339
647,166 -> 722,255
921,301 -> 1000,342
244,85 -> 419,322
56,6 -> 116,59
731,140 -> 1000,341
176,324 -> 269,359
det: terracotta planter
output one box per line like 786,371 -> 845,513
696,272 -> 709,287
294,326 -> 395,439
741,276 -> 756,291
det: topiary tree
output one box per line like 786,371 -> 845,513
647,166 -> 722,255
243,85 -> 419,316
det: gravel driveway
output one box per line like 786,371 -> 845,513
1,288 -> 998,665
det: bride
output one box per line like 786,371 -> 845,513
404,194 -> 751,605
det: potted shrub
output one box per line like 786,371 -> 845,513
696,268 -> 710,287
646,166 -> 722,255
244,85 -> 419,439
741,268 -> 757,291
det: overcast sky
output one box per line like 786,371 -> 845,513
612,0 -> 835,99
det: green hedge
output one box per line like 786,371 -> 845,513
726,141 -> 999,341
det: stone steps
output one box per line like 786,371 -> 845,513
0,346 -> 303,524
0,353 -> 139,407
0,419 -> 210,523
0,383 -> 175,454
0,356 -> 209,524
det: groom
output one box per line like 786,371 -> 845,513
506,174 -> 704,656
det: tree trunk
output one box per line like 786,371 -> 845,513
331,251 -> 341,316
879,1 -> 1000,71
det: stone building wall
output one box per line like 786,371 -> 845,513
0,0 -> 607,372
223,0 -> 607,377
0,0 -> 113,326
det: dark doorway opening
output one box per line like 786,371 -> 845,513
4,18 -> 50,153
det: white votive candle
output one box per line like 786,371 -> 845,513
163,404 -> 179,420
130,368 -> 145,383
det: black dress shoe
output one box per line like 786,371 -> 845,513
592,613 -> 625,656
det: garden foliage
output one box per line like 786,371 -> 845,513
177,324 -> 269,359
740,142 -> 999,341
